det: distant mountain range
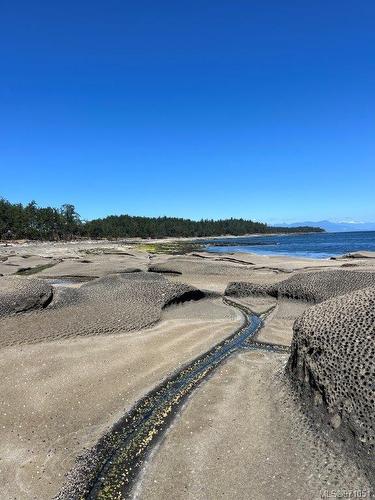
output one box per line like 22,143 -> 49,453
278,220 -> 375,233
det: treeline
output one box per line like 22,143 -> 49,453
85,215 -> 322,238
0,198 -> 323,240
0,199 -> 81,240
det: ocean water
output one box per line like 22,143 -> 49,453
204,231 -> 375,259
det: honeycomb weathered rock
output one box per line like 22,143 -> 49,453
226,270 -> 375,303
287,286 -> 375,483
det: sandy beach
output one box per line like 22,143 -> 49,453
0,240 -> 374,499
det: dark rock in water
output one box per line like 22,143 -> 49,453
225,270 -> 375,303
287,287 -> 375,485
0,276 -> 53,317
339,251 -> 375,259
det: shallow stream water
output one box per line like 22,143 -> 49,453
58,301 -> 288,499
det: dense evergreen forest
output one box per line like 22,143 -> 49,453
0,198 -> 323,240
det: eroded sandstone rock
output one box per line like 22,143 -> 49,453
0,272 -> 205,346
226,270 -> 375,303
287,286 -> 375,483
0,276 -> 53,316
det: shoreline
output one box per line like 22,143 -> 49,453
3,232 -> 374,263
0,230 -> 323,246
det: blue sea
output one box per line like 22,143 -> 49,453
204,231 -> 375,259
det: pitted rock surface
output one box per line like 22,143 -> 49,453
226,270 -> 375,303
149,256 -> 254,278
36,253 -> 148,278
0,276 -> 53,317
287,286 -> 375,483
0,272 -> 205,347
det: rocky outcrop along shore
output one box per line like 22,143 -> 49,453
287,286 -> 375,485
226,270 -> 375,303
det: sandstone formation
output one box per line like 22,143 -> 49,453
0,272 -> 205,347
0,276 -> 53,316
287,286 -> 375,486
226,270 -> 375,303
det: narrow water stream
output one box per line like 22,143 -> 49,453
58,301 -> 286,500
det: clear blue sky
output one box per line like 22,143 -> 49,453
1,1 -> 374,222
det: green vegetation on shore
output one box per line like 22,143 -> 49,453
135,241 -> 202,254
15,262 -> 58,275
0,198 -> 323,240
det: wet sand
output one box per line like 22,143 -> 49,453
136,351 -> 371,500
